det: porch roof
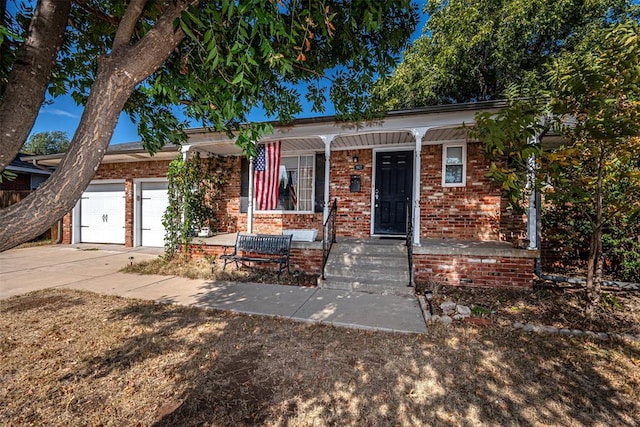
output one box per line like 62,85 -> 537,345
186,101 -> 501,156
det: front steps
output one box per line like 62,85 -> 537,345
319,240 -> 414,297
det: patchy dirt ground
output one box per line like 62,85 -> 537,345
418,282 -> 640,336
1,288 -> 639,426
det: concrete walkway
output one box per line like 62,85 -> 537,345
0,244 -> 427,334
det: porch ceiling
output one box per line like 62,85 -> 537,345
424,126 -> 469,143
194,136 -> 325,156
332,130 -> 415,150
189,125 -> 473,157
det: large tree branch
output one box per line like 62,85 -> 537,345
112,0 -> 148,51
0,0 -> 192,251
0,0 -> 71,171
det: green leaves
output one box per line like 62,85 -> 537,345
373,0 -> 638,109
474,22 -> 640,290
23,131 -> 70,155
163,153 -> 231,259
4,0 -> 416,157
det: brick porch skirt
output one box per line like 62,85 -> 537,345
191,240 -> 535,289
413,254 -> 534,288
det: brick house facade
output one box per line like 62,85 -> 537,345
44,102 -> 538,288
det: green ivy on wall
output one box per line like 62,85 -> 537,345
163,152 -> 230,259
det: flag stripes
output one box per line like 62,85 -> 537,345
254,141 -> 281,210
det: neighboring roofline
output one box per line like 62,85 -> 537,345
20,143 -> 180,163
6,165 -> 52,175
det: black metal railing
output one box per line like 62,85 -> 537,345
321,198 -> 337,280
406,199 -> 414,287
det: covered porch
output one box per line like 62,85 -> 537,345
184,101 -> 539,288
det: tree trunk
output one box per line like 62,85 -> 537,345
0,1 -> 189,251
585,145 -> 606,318
0,0 -> 71,171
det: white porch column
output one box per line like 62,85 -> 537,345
411,128 -> 429,246
180,144 -> 192,238
526,136 -> 539,249
181,144 -> 191,161
247,156 -> 255,233
320,135 -> 336,224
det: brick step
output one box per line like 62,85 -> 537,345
324,258 -> 408,272
331,243 -> 407,256
323,265 -> 410,281
322,240 -> 412,296
326,253 -> 407,267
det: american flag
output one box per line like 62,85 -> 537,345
254,141 -> 281,210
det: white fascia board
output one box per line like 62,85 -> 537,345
6,165 -> 52,175
186,109 -> 488,146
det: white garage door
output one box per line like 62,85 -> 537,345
80,183 -> 126,244
140,181 -> 169,247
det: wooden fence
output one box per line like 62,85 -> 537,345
0,190 -> 59,241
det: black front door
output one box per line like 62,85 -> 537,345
374,151 -> 413,235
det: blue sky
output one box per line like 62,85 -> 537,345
28,3 -> 428,146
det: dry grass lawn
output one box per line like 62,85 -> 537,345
1,288 -> 639,426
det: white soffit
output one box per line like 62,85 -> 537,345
332,130 -> 414,150
423,126 -> 469,144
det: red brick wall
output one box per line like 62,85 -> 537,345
92,161 -> 172,180
420,142 -> 526,242
59,144 -> 527,248
191,244 -> 323,275
211,156 -> 323,236
330,149 -> 372,238
211,156 -> 241,233
414,254 -> 534,288
62,212 -> 72,244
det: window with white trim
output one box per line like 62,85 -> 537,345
442,143 -> 466,186
276,155 -> 314,211
240,154 -> 324,213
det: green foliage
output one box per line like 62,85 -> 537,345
0,169 -> 17,183
600,293 -> 622,311
372,0 -> 639,110
543,191 -> 640,282
163,153 -> 231,259
474,22 -> 640,209
474,22 -> 640,293
10,0 -> 418,155
23,131 -> 70,155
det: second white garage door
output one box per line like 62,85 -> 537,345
80,183 -> 126,244
140,181 -> 169,247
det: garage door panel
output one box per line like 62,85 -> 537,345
141,182 -> 169,247
80,184 -> 125,244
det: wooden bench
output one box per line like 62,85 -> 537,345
220,233 -> 293,278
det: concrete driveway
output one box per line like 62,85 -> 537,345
0,244 -> 427,334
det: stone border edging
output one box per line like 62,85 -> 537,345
417,295 -> 640,343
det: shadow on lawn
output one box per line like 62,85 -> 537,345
85,295 -> 640,426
